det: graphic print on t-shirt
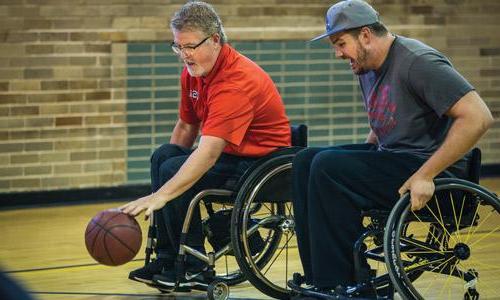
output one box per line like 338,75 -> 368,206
367,84 -> 397,140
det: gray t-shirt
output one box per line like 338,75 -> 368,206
359,35 -> 474,169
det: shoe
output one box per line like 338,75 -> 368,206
128,258 -> 173,285
334,283 -> 377,299
153,266 -> 209,291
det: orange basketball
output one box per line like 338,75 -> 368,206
85,209 -> 142,266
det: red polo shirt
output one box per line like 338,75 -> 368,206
179,44 -> 290,157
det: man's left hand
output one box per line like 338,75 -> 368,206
398,175 -> 435,211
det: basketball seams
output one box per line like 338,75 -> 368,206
90,225 -> 106,261
107,224 -> 141,233
85,223 -> 100,251
85,221 -> 99,235
93,211 -> 123,228
86,213 -> 122,255
103,233 -> 116,266
86,212 -> 122,237
105,226 -> 140,255
89,223 -> 104,254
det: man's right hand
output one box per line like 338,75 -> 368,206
398,174 -> 435,211
119,193 -> 167,220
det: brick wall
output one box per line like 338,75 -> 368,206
1,0 -> 499,193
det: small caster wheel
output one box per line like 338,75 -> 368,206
464,288 -> 479,300
207,279 -> 229,300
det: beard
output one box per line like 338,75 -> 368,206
352,41 -> 369,75
185,63 -> 203,77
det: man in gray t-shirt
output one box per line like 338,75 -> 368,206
291,0 -> 493,296
359,35 -> 475,174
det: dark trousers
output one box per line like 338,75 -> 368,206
150,144 -> 257,261
292,144 -> 464,288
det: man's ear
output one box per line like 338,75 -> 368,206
358,27 -> 372,46
211,33 -> 221,45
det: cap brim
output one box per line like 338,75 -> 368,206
309,32 -> 330,42
309,29 -> 341,42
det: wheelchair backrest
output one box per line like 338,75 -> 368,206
465,147 -> 481,184
213,124 -> 307,193
291,124 -> 308,147
226,125 -> 308,202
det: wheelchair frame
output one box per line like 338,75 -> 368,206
289,148 -> 500,300
143,124 -> 308,300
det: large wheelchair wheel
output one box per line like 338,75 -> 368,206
231,152 -> 299,299
385,178 -> 500,300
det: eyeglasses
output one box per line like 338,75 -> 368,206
171,36 -> 211,56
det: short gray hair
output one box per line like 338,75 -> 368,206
170,1 -> 227,45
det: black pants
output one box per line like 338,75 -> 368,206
150,144 -> 257,261
292,144 -> 464,289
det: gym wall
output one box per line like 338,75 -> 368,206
1,0 -> 499,195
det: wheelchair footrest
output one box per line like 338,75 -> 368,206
288,279 -> 337,300
156,281 -> 209,294
288,273 -> 388,300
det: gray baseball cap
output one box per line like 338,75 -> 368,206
311,0 -> 379,42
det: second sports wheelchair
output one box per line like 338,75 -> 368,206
142,124 -> 307,300
288,148 -> 500,300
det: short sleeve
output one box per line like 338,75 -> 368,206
201,88 -> 254,146
179,68 -> 200,124
408,53 -> 474,117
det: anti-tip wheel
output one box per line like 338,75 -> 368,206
207,279 -> 230,300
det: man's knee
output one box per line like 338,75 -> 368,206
293,147 -> 323,173
151,144 -> 189,165
158,157 -> 186,184
311,150 -> 363,176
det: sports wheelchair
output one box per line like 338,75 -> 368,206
143,124 -> 307,300
289,148 -> 500,300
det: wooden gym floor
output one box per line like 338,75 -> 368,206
1,178 -> 499,300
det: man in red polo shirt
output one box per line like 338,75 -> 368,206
120,1 -> 290,290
